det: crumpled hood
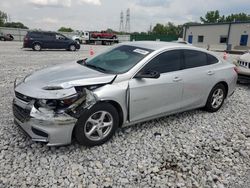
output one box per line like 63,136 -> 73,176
15,61 -> 116,99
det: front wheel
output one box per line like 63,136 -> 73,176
204,83 -> 226,112
74,103 -> 119,146
69,44 -> 76,51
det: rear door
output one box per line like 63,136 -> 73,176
129,50 -> 183,122
178,50 -> 218,109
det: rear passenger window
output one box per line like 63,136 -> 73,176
184,50 -> 207,69
142,50 -> 182,74
29,32 -> 43,38
207,54 -> 218,65
43,33 -> 55,39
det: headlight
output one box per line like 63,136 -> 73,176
59,94 -> 79,106
35,93 -> 80,110
36,99 -> 58,109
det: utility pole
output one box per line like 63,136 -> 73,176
125,8 -> 130,33
119,11 -> 124,32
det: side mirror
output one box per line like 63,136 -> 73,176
77,58 -> 87,64
135,70 -> 160,79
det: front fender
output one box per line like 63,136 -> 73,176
93,81 -> 129,125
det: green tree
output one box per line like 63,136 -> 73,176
0,10 -> 7,26
106,28 -> 116,33
152,23 -> 166,34
58,27 -> 73,32
225,13 -> 250,22
200,10 -> 221,23
152,22 -> 182,37
165,22 -> 182,36
200,10 -> 250,23
4,22 -> 28,29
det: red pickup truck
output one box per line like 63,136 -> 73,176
91,31 -> 117,39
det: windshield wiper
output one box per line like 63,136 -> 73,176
84,63 -> 109,73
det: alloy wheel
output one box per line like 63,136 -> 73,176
211,88 -> 224,109
84,111 -> 113,141
70,45 -> 76,51
34,44 -> 41,51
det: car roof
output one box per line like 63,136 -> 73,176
28,31 -> 57,34
122,41 -> 198,51
120,41 -> 220,60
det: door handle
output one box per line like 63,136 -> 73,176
173,77 -> 182,82
207,71 -> 215,75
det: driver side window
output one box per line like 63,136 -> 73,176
142,50 -> 182,74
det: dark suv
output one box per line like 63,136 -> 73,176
23,31 -> 80,51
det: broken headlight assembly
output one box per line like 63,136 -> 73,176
35,93 -> 83,112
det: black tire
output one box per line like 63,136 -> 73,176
204,83 -> 226,112
69,44 -> 76,51
32,43 -> 41,51
0,37 -> 5,41
74,103 -> 119,147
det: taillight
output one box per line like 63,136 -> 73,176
24,37 -> 29,41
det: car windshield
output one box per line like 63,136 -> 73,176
83,45 -> 153,74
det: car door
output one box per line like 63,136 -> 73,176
55,33 -> 68,49
129,50 -> 184,122
42,33 -> 56,49
178,50 -> 218,110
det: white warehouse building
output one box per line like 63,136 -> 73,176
183,21 -> 250,51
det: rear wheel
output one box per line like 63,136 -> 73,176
204,83 -> 226,112
74,103 -> 119,146
32,43 -> 41,51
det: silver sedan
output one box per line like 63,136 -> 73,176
13,41 -> 238,146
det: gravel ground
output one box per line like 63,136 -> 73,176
0,42 -> 250,188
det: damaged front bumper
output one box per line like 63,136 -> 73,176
13,97 -> 77,146
13,87 -> 98,146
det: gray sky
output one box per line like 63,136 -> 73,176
1,0 -> 250,32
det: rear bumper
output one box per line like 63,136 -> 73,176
23,42 -> 31,48
13,98 -> 77,146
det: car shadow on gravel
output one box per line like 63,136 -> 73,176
22,49 -> 79,52
237,82 -> 250,89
